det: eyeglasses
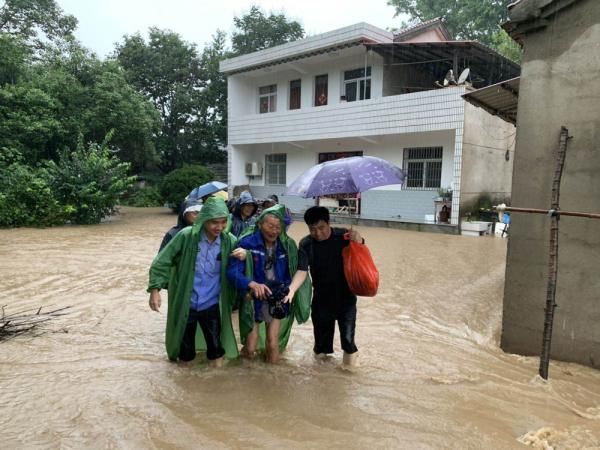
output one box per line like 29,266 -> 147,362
265,254 -> 274,270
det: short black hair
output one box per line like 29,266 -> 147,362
304,206 -> 329,225
268,194 -> 279,203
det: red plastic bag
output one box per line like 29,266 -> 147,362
342,236 -> 379,297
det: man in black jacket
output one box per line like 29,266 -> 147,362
296,206 -> 363,367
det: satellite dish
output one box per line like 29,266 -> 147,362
457,68 -> 470,85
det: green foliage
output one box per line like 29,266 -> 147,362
0,40 -> 160,169
491,29 -> 522,64
123,186 -> 164,207
232,5 -> 304,56
116,28 -> 224,172
0,83 -> 63,164
43,133 -> 136,224
159,165 -> 213,208
0,34 -> 31,85
388,0 -> 521,60
196,31 -> 229,162
0,149 -> 66,227
0,0 -> 77,52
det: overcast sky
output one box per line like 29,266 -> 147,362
55,0 -> 405,58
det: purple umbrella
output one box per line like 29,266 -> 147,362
284,156 -> 405,198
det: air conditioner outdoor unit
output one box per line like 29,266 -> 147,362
245,161 -> 262,176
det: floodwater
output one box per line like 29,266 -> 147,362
1,207 -> 599,449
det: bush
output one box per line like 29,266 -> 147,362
43,136 -> 135,224
0,161 -> 66,227
123,186 -> 163,207
159,164 -> 213,209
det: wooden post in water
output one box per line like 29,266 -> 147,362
539,126 -> 570,379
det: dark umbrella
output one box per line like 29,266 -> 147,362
188,181 -> 227,200
283,156 -> 405,198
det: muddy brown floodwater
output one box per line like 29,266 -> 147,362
1,207 -> 599,449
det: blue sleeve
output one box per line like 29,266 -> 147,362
226,246 -> 252,291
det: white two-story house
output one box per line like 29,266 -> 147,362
220,20 -> 520,227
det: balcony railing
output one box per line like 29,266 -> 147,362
228,87 -> 465,145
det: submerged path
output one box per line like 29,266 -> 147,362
1,207 -> 599,449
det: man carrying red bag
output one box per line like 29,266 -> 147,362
292,206 -> 364,367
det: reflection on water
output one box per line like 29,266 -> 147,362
1,207 -> 599,449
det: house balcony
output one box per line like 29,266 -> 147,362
228,87 -> 466,146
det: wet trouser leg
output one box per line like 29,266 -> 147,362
178,304 -> 224,361
337,304 -> 358,354
311,308 -> 335,354
196,304 -> 225,360
179,310 -> 200,361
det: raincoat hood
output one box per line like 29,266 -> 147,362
192,197 -> 230,235
233,191 -> 258,218
256,204 -> 286,234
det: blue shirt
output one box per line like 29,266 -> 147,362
190,232 -> 221,311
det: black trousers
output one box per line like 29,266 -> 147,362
178,304 -> 224,361
311,302 -> 358,355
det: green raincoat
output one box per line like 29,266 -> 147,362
148,197 -> 239,361
236,204 -> 312,351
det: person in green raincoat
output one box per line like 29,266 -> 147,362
226,204 -> 311,364
147,197 -> 245,367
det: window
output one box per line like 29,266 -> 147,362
266,154 -> 286,185
289,79 -> 301,110
403,147 -> 443,189
315,74 -> 328,106
259,84 -> 277,113
344,67 -> 371,102
318,151 -> 363,164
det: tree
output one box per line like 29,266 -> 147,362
491,29 -> 521,64
388,0 -> 521,60
0,34 -> 30,84
159,164 -> 213,209
194,30 -> 229,160
116,28 -> 217,172
0,83 -> 63,164
43,132 -> 135,225
231,5 -> 304,56
85,60 -> 160,172
0,0 -> 77,51
0,40 -> 160,169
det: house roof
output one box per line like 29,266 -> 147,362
393,18 -> 453,42
502,0 -> 581,44
462,77 -> 520,124
219,23 -> 392,74
367,41 -> 520,89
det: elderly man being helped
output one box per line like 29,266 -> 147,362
227,204 -> 311,363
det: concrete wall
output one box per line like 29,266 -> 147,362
501,0 -> 600,368
460,102 -> 516,215
227,48 -> 384,118
229,130 -> 456,222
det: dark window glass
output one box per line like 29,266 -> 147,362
289,79 -> 301,110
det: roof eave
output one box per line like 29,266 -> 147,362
503,0 -> 581,44
220,22 -> 392,75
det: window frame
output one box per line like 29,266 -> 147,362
402,147 -> 443,189
343,66 -> 371,102
258,84 -> 277,114
265,153 -> 287,185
